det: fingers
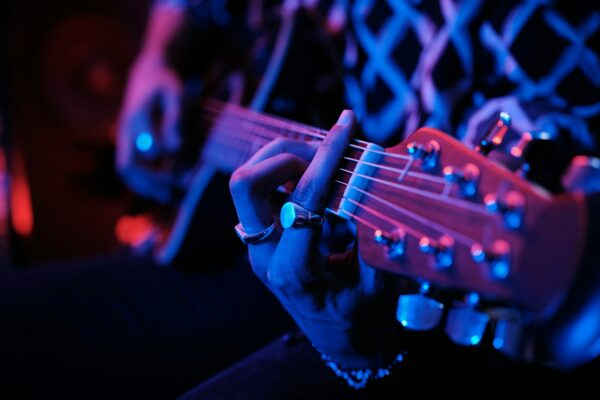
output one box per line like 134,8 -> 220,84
117,101 -> 172,202
160,72 -> 183,153
116,69 -> 183,202
293,110 -> 355,212
116,102 -> 153,173
244,138 -> 319,167
230,152 -> 311,281
270,110 -> 356,290
119,165 -> 177,203
230,153 -> 310,234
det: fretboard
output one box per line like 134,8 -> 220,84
197,99 -> 368,211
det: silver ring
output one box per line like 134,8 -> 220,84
280,201 -> 324,229
234,220 -> 278,245
135,130 -> 155,154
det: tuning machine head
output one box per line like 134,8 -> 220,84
443,163 -> 480,197
509,130 -> 571,193
562,156 -> 600,193
419,234 -> 455,270
396,282 -> 444,331
407,140 -> 440,171
471,240 -> 511,280
374,228 -> 406,259
487,308 -> 532,361
445,294 -> 490,346
484,191 -> 525,230
475,112 -> 512,156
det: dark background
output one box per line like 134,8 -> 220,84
0,3 -> 298,399
4,0 -> 148,266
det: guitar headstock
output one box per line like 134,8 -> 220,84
344,127 -> 587,320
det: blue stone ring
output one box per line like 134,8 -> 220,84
135,131 -> 155,154
280,201 -> 325,229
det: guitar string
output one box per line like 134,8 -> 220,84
198,104 -> 492,247
197,112 -> 484,245
335,180 -> 478,246
337,168 -> 488,215
201,103 -> 413,161
342,198 -> 428,240
199,114 -> 488,215
202,114 -> 447,184
202,119 -> 450,192
195,113 -> 488,243
342,156 -> 446,184
203,107 -> 415,162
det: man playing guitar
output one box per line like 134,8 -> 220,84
118,0 -> 600,396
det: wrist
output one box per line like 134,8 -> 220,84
312,343 -> 405,390
297,317 -> 402,370
135,49 -> 167,69
141,2 -> 187,59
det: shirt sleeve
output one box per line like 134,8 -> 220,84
462,1 -> 600,158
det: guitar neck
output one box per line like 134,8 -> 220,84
199,100 -> 325,173
168,99 -> 592,323
197,99 -> 374,215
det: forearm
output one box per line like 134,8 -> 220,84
139,1 -> 188,60
539,191 -> 600,367
281,253 -> 404,371
297,309 -> 402,370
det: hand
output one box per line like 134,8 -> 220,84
116,52 -> 184,203
229,110 -> 402,369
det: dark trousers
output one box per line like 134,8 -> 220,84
0,251 -> 292,399
184,330 -> 600,399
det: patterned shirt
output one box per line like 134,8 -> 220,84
159,0 -> 600,156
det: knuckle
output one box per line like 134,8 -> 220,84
266,261 -> 292,291
321,133 -> 335,147
320,135 -> 335,149
271,137 -> 287,147
270,137 -> 293,152
273,152 -> 297,165
229,168 -> 255,196
293,176 -> 316,204
117,161 -> 135,181
321,131 -> 345,153
250,262 -> 268,281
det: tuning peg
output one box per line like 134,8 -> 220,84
396,282 -> 444,331
470,240 -> 511,280
406,140 -> 440,171
487,308 -> 532,361
419,234 -> 455,270
475,112 -> 512,156
374,228 -> 406,260
509,131 -> 571,193
443,163 -> 480,197
445,294 -> 490,346
562,156 -> 600,193
484,190 -> 525,230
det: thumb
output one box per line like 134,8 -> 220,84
161,76 -> 183,153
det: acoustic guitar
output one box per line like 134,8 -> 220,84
149,97 -> 599,365
125,7 -> 600,366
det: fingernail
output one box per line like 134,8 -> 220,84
337,110 -> 353,126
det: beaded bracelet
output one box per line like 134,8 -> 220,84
314,346 -> 405,390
